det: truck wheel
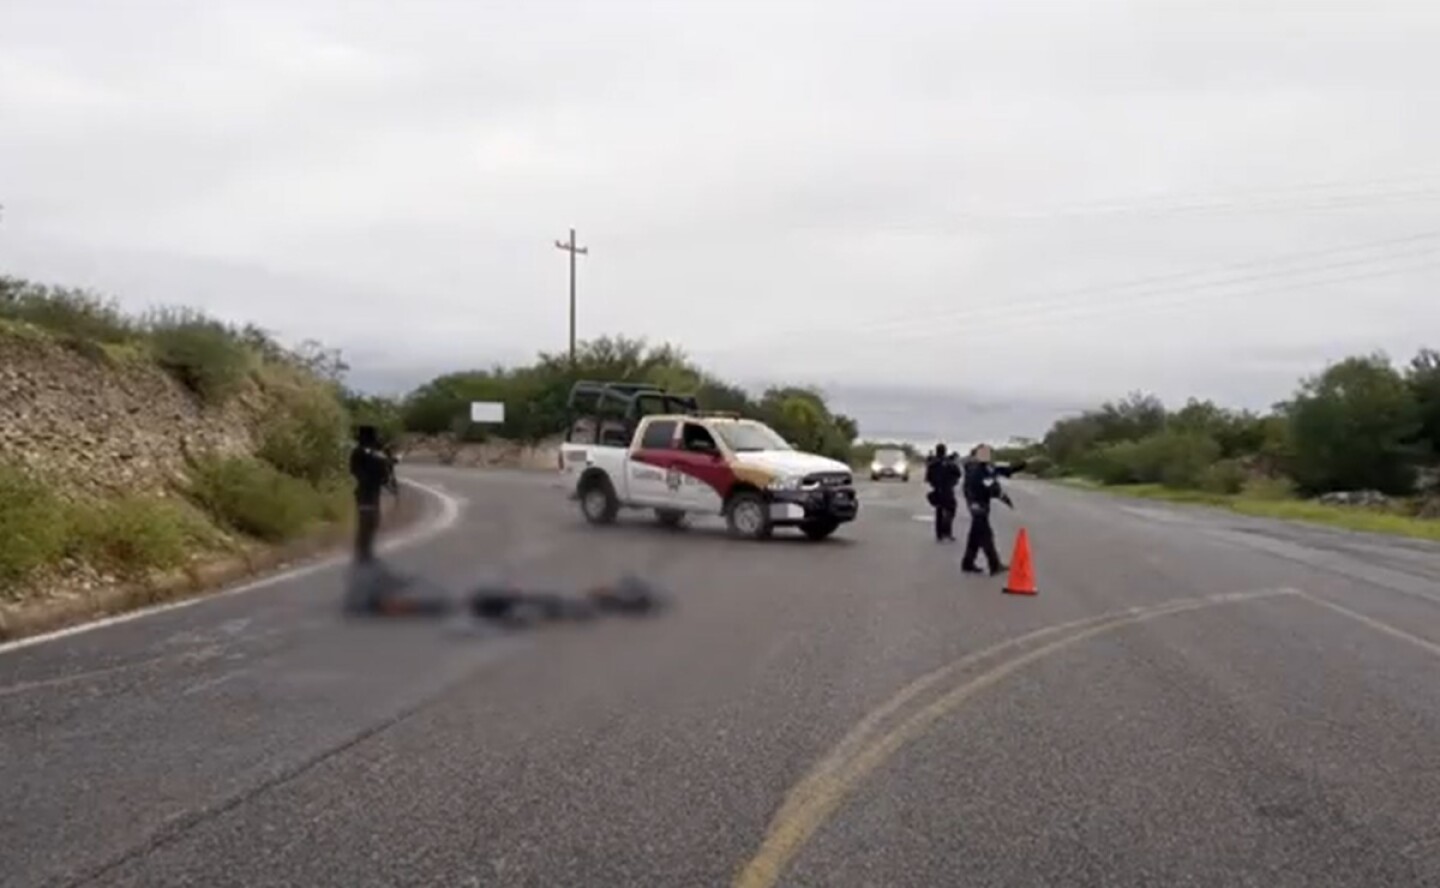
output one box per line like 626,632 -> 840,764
801,518 -> 839,541
725,491 -> 773,540
578,476 -> 619,525
655,508 -> 688,530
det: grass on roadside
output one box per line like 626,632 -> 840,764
0,465 -> 71,593
2,452 -> 354,597
186,455 -> 351,543
0,463 -> 233,596
68,496 -> 223,580
1054,477 -> 1440,543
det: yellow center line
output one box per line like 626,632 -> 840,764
768,598 -> 1210,826
734,588 -> 1299,888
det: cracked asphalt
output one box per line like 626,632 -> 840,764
3,466 -> 1440,887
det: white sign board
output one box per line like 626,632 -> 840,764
469,401 -> 505,424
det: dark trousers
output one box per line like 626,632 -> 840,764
962,508 -> 1002,570
933,495 -> 957,540
354,499 -> 381,563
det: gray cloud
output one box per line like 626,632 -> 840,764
3,0 -> 1439,439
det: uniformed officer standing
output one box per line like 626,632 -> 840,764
960,443 -> 1023,575
349,424 -> 396,564
924,443 -> 963,542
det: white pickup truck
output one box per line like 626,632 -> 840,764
559,384 -> 859,541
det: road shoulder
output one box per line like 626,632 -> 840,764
0,479 -> 448,648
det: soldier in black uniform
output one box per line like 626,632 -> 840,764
349,424 -> 396,564
924,443 -> 963,542
960,443 -> 1024,575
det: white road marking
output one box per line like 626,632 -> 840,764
0,479 -> 464,656
1296,590 -> 1440,659
180,668 -> 252,697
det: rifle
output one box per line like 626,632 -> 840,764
382,446 -> 400,499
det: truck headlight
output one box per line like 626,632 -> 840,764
870,461 -> 882,472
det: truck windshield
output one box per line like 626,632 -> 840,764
875,449 -> 904,463
714,421 -> 791,452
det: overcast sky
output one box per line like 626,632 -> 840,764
4,0 -> 1440,441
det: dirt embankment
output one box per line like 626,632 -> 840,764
0,322 -> 423,641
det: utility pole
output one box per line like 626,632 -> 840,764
554,227 -> 588,365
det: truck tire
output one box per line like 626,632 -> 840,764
801,518 -> 840,541
725,491 -> 773,540
655,508 -> 688,529
578,474 -> 619,525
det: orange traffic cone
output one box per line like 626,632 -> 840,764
1003,527 -> 1037,596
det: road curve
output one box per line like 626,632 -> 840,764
3,467 -> 1440,887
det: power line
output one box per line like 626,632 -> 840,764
712,256 -> 1440,387
955,183 -> 1440,223
928,169 -> 1440,223
787,175 -> 1440,237
862,239 -> 1440,340
835,255 -> 1440,357
695,229 -> 1440,361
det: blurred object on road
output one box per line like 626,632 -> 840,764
342,558 -> 667,627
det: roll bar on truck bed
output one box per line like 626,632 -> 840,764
562,381 -> 703,450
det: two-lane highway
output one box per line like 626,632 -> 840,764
3,468 -> 1440,887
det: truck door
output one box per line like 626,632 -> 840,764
671,422 -> 729,512
627,419 -> 680,506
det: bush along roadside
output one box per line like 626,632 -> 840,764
1029,349 -> 1440,541
0,458 -> 364,639
0,462 -> 225,598
0,449 -> 354,608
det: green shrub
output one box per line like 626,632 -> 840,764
0,465 -> 69,590
1083,441 -> 1144,485
146,307 -> 252,404
1243,475 -> 1297,501
256,387 -> 349,484
1083,432 -> 1221,489
187,456 -> 324,541
343,392 -> 405,447
1200,459 -> 1247,495
0,280 -> 139,344
1282,354 -> 1420,495
315,477 -> 355,526
1155,433 -> 1222,489
69,497 -> 209,579
1022,455 -> 1056,478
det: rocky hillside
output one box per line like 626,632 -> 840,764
0,323 -> 259,497
0,278 -> 364,635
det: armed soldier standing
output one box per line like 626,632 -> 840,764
349,424 -> 397,564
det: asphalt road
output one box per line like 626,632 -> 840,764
4,467 -> 1440,887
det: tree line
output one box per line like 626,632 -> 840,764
359,335 -> 862,462
1016,348 -> 1440,499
